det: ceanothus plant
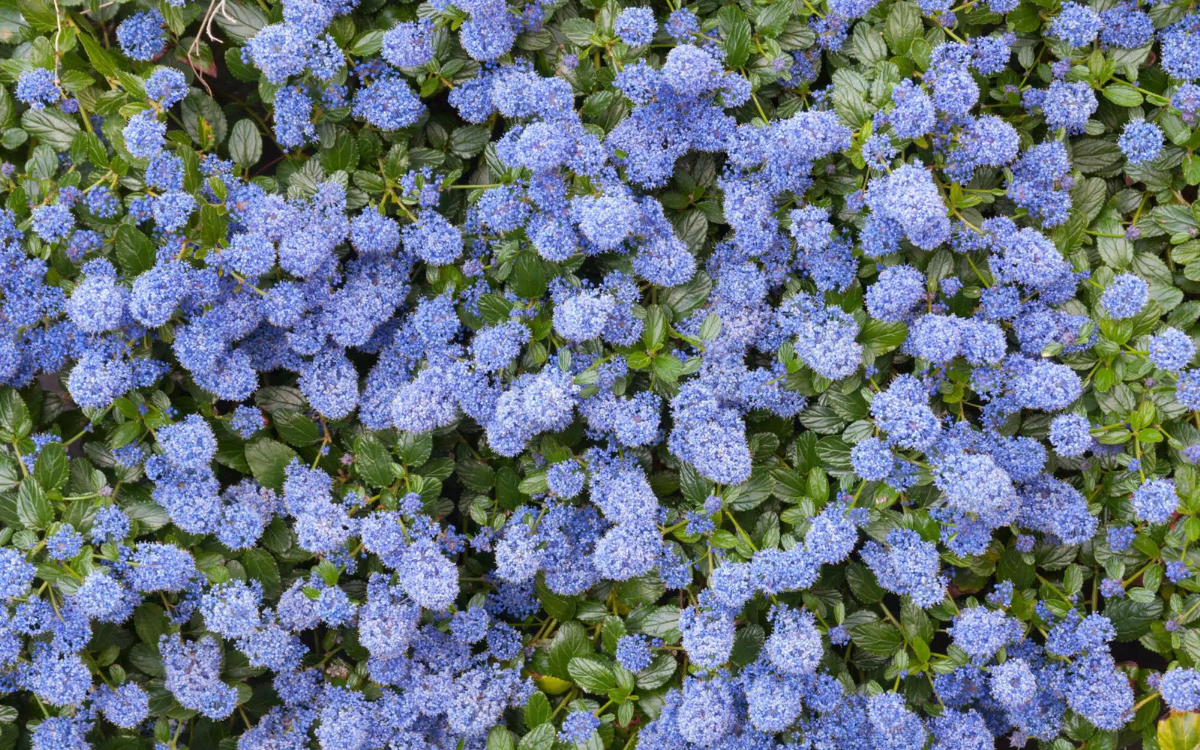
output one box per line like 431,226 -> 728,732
0,0 -> 1198,746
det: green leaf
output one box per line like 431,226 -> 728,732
133,602 -> 170,645
241,547 -> 282,598
199,204 -> 227,248
318,132 -> 358,175
518,471 -> 549,496
601,615 -> 626,655
536,575 -> 578,621
616,573 -> 665,607
228,119 -> 262,169
449,125 -> 490,158
22,106 -> 80,151
848,21 -> 888,64
117,485 -> 171,530
244,437 -> 299,492
1159,712 -> 1200,750
547,621 -> 591,680
214,2 -> 267,43
568,655 -> 617,693
1104,596 -> 1163,641
1,127 -> 26,150
754,0 -> 791,37
524,690 -> 552,726
354,434 -> 396,487
861,319 -> 907,355
625,604 -> 680,638
115,225 -> 156,277
272,410 -> 320,446
845,562 -> 885,603
1102,83 -> 1143,107
723,16 -> 752,68
731,623 -> 765,666
256,386 -> 308,415
517,724 -> 555,750
78,31 -> 119,78
883,1 -> 921,54
33,442 -> 67,491
487,726 -> 515,750
849,620 -> 904,656
1072,138 -> 1123,175
651,353 -> 683,383
396,431 -> 433,466
911,635 -> 931,664
17,476 -> 52,530
496,466 -> 521,510
26,144 -> 56,180
679,462 -> 713,506
642,305 -> 668,351
350,29 -> 383,56
226,46 -> 261,82
457,458 -> 495,491
478,293 -> 514,324
0,389 -> 31,443
635,654 -> 676,690
511,252 -> 547,299
181,92 -> 228,147
0,454 -> 19,493
560,17 -> 595,46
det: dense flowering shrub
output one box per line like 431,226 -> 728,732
2,0 -> 1200,746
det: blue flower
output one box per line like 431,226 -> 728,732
1101,273 -> 1148,320
1132,478 -> 1177,524
1118,119 -> 1164,164
615,7 -> 656,46
1049,2 -> 1100,46
559,710 -> 600,744
1049,413 -> 1092,457
117,10 -> 167,61
123,110 -> 166,159
15,68 -> 58,109
1162,668 -> 1200,711
145,68 -> 189,107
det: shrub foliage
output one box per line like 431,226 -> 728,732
1,0 -> 1200,747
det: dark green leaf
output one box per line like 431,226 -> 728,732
635,654 -> 676,690
517,724 -> 555,750
354,434 -> 396,487
846,562 -> 885,603
244,437 -> 299,492
229,119 -> 262,169
524,690 -> 552,726
17,476 -> 52,530
449,126 -> 491,158
115,225 -> 156,277
0,389 -> 31,443
242,548 -> 282,599
850,620 -> 904,656
547,621 -> 591,680
723,16 -> 752,68
33,442 -> 67,491
272,410 -> 321,447
487,726 -> 515,750
511,252 -> 547,300
1105,596 -> 1163,641
22,107 -> 80,151
568,655 -> 617,693
396,431 -> 433,466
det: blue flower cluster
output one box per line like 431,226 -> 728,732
0,0 -> 1198,746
